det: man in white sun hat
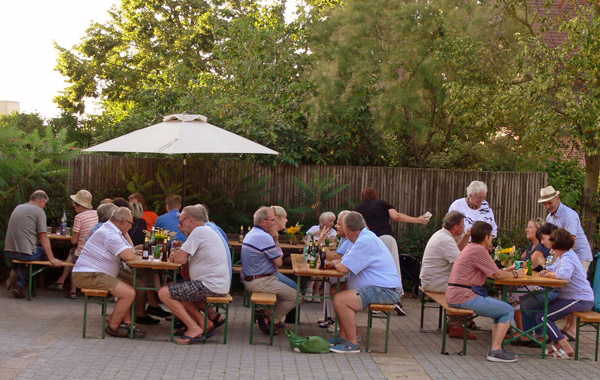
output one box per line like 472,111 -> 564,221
538,186 -> 592,268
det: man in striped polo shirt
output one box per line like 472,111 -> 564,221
241,206 -> 297,335
72,207 -> 146,338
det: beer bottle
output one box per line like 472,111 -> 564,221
162,237 -> 170,262
142,236 -> 149,260
150,226 -> 156,246
238,225 -> 244,243
526,258 -> 532,276
320,246 -> 327,269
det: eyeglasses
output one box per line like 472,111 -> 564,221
124,219 -> 134,226
265,218 -> 276,222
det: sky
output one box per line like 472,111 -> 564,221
0,0 -> 119,118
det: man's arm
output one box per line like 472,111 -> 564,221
39,232 -> 62,266
118,248 -> 137,262
169,248 -> 189,264
332,259 -> 350,274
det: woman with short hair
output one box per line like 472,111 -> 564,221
446,221 -> 524,363
532,228 -> 594,359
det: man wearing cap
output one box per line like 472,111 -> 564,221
49,190 -> 98,298
4,190 -> 62,298
538,186 -> 593,269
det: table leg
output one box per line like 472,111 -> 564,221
294,275 -> 301,334
541,287 -> 549,359
130,267 -> 137,339
169,269 -> 176,342
334,280 -> 340,342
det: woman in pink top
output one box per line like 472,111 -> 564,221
446,221 -> 525,363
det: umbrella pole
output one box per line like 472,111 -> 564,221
182,153 -> 187,207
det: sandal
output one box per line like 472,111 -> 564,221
65,291 -> 77,299
118,323 -> 146,339
48,282 -> 64,291
210,313 -> 225,329
546,346 -> 573,359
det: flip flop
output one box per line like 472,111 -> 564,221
561,330 -> 576,342
210,313 -> 225,329
175,335 -> 207,345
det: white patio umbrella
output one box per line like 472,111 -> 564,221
83,114 -> 279,204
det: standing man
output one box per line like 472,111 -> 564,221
155,194 -> 186,242
4,190 -> 62,298
538,186 -> 593,269
72,207 -> 146,338
158,206 -> 231,344
241,206 -> 297,335
330,211 -> 402,353
538,185 -> 593,339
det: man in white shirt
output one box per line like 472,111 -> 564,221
420,211 -> 465,293
73,207 -> 146,338
158,205 -> 231,345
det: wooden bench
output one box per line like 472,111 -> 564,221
82,288 -> 109,339
203,294 -> 233,344
574,310 -> 600,361
233,267 -> 294,308
365,304 -> 396,353
419,287 -> 474,355
250,292 -> 277,345
11,260 -> 75,301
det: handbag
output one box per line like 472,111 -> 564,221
285,329 -> 330,353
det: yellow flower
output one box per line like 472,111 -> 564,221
287,223 -> 301,235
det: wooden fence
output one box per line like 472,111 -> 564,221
67,155 -> 549,237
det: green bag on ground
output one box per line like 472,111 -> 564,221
286,329 -> 330,353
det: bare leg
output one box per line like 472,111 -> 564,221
158,286 -> 202,338
556,337 -> 574,356
333,290 -> 362,345
109,281 -> 136,330
491,321 -> 511,351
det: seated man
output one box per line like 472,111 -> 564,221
72,207 -> 146,338
5,190 -> 62,298
241,206 -> 297,335
158,205 -> 231,344
419,211 -> 474,339
330,211 -> 402,353
155,194 -> 186,242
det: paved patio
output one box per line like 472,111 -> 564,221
1,286 -> 599,380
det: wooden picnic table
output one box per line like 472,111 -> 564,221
290,253 -> 344,336
126,259 -> 181,341
495,272 -> 569,359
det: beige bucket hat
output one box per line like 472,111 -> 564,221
70,189 -> 93,209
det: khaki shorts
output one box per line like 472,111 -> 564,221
73,272 -> 119,292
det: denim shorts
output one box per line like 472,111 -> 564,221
353,286 -> 401,309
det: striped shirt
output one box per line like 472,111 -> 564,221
73,221 -> 132,277
547,203 -> 593,262
241,226 -> 281,277
72,209 -> 98,254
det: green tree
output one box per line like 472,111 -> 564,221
304,0 -> 526,168
500,0 -> 600,241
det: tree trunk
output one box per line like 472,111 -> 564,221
582,152 -> 600,251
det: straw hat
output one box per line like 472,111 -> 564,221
70,189 -> 93,209
537,186 -> 560,203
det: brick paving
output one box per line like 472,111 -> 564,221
1,287 -> 599,380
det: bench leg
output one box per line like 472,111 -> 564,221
250,302 -> 256,345
460,315 -> 467,355
223,303 -> 230,344
268,304 -> 275,346
437,305 -> 443,332
101,295 -> 107,339
366,309 -> 373,352
441,309 -> 449,355
420,291 -> 425,332
384,310 -> 391,354
83,294 -> 89,338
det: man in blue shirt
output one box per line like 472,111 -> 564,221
330,211 -> 402,353
241,206 -> 296,335
155,194 -> 186,242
